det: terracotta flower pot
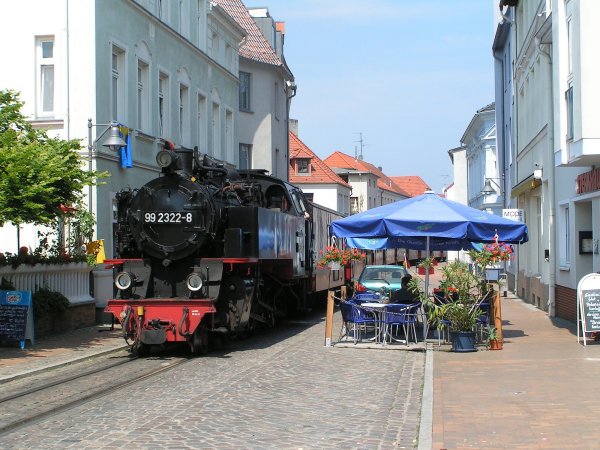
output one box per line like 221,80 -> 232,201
417,267 -> 434,275
489,338 -> 503,350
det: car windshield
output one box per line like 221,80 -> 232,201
362,267 -> 405,283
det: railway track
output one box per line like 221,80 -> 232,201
0,350 -> 191,436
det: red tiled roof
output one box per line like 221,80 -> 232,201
289,133 -> 351,188
389,176 -> 431,197
213,0 -> 284,67
323,151 -> 410,197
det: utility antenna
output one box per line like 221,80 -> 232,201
354,132 -> 365,160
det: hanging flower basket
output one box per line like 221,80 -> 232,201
317,246 -> 365,269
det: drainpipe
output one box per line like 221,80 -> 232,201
65,0 -> 71,139
536,36 -> 556,317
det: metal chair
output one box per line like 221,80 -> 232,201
338,301 -> 376,344
476,302 -> 490,342
382,303 -> 415,345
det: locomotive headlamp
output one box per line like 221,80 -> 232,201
156,150 -> 174,168
115,271 -> 135,290
186,272 -> 204,292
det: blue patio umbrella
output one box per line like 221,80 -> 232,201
330,191 -> 529,337
331,191 -> 528,249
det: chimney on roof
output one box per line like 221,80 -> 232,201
378,166 -> 383,171
289,119 -> 298,136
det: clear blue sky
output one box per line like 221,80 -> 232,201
243,0 -> 496,194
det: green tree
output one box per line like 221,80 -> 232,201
0,90 -> 108,227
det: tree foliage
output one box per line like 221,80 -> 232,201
0,90 -> 108,226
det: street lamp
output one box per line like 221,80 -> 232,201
481,177 -> 502,197
87,119 -> 127,213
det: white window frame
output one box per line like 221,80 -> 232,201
559,203 -> 571,268
157,0 -> 169,23
196,91 -> 207,153
137,59 -> 150,132
36,36 -> 55,117
179,82 -> 190,146
274,81 -> 280,121
239,71 -> 251,111
197,0 -> 206,50
225,108 -> 233,163
179,0 -> 190,38
239,143 -> 252,170
212,101 -> 221,158
158,70 -> 170,138
111,43 -> 126,123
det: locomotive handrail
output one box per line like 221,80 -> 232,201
178,307 -> 191,338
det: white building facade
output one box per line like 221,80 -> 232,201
494,0 -> 600,323
0,0 -> 244,257
224,5 -> 295,181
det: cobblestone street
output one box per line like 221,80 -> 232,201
0,310 -> 425,449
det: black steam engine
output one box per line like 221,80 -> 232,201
105,145 -> 341,355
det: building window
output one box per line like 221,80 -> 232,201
197,92 -> 207,152
36,37 -> 55,116
137,60 -> 150,132
197,0 -> 206,49
212,102 -> 220,158
111,44 -> 125,122
274,82 -> 280,120
350,197 -> 359,214
239,143 -> 252,170
565,85 -> 574,141
559,204 -> 571,266
157,0 -> 168,22
297,159 -> 309,174
179,83 -> 189,146
225,109 -> 233,162
158,72 -> 169,138
239,71 -> 251,111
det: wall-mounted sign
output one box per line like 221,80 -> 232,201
502,209 -> 525,222
576,167 -> 600,194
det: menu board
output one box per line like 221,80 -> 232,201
581,289 -> 600,332
0,290 -> 34,349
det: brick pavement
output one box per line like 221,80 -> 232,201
432,293 -> 600,449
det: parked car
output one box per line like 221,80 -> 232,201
355,265 -> 409,298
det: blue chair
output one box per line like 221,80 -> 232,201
338,301 -> 376,344
476,302 -> 490,342
382,303 -> 414,345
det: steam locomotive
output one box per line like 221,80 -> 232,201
104,145 -> 346,355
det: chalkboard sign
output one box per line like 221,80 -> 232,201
577,274 -> 600,346
581,290 -> 600,332
0,290 -> 34,349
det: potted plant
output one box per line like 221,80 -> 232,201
425,261 -> 491,352
486,325 -> 502,350
417,256 -> 435,275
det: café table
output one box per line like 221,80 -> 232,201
361,302 -> 405,345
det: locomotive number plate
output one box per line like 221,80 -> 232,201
144,212 -> 194,224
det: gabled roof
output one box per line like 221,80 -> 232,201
324,151 -> 410,197
214,0 -> 285,67
289,133 -> 350,188
389,176 -> 431,197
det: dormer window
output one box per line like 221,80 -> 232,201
296,159 -> 310,174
